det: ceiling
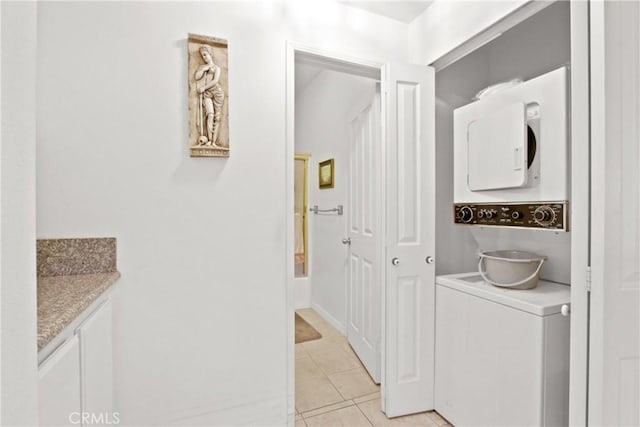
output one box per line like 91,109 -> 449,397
340,1 -> 433,23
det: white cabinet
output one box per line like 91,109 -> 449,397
38,299 -> 113,426
38,335 -> 82,426
78,300 -> 113,418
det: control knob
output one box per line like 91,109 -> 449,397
457,206 -> 474,223
533,205 -> 556,226
512,211 -> 522,220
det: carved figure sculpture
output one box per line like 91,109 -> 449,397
195,45 -> 225,147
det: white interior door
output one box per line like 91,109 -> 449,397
383,63 -> 436,418
589,2 -> 640,425
347,88 -> 382,384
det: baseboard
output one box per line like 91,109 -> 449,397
311,302 -> 346,335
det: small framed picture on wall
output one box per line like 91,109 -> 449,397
318,159 -> 335,189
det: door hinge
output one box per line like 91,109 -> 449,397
586,266 -> 592,292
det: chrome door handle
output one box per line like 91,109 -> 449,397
342,237 -> 351,245
426,256 -> 435,264
391,257 -> 400,266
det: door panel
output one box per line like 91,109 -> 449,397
589,2 -> 640,425
384,63 -> 435,417
347,89 -> 382,384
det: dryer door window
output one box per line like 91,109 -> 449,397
467,102 -> 528,191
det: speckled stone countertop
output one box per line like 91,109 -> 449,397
37,238 -> 120,351
37,272 -> 120,350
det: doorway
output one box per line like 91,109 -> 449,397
292,50 -> 383,400
294,153 -> 309,278
286,43 -> 437,424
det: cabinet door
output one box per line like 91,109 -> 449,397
78,300 -> 113,420
38,335 -> 81,426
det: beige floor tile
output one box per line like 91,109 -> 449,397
345,349 -> 369,371
301,400 -> 355,419
296,308 -> 317,319
356,400 -> 395,426
425,411 -> 450,426
305,405 -> 372,427
303,335 -> 349,356
296,357 -> 325,384
328,368 -> 380,400
295,418 -> 308,427
296,377 -> 345,413
296,310 -> 343,338
310,348 -> 361,375
357,400 -> 439,427
295,309 -> 327,326
296,343 -> 310,360
353,391 -> 380,404
308,320 -> 342,338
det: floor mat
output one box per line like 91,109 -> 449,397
295,313 -> 322,344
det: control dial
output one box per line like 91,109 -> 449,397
533,205 -> 556,226
457,206 -> 474,223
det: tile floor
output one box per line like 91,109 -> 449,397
295,308 -> 452,427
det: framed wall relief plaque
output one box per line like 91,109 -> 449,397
188,34 -> 230,157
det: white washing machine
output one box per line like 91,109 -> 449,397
434,273 -> 570,427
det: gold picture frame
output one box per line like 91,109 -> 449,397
318,159 -> 335,189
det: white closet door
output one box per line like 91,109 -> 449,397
589,2 -> 640,425
347,88 -> 382,383
383,63 -> 436,418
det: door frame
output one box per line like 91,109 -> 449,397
294,153 -> 311,277
285,41 -> 385,424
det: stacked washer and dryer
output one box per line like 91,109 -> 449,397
434,66 -> 572,426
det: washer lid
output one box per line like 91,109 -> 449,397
436,272 -> 570,316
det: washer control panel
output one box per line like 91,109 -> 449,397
453,202 -> 568,231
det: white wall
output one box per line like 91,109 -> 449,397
294,275 -> 311,309
409,0 -> 529,65
0,1 -> 39,425
35,2 -> 407,424
295,69 -> 376,332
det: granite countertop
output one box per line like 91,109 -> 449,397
37,271 -> 120,350
37,237 -> 120,351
